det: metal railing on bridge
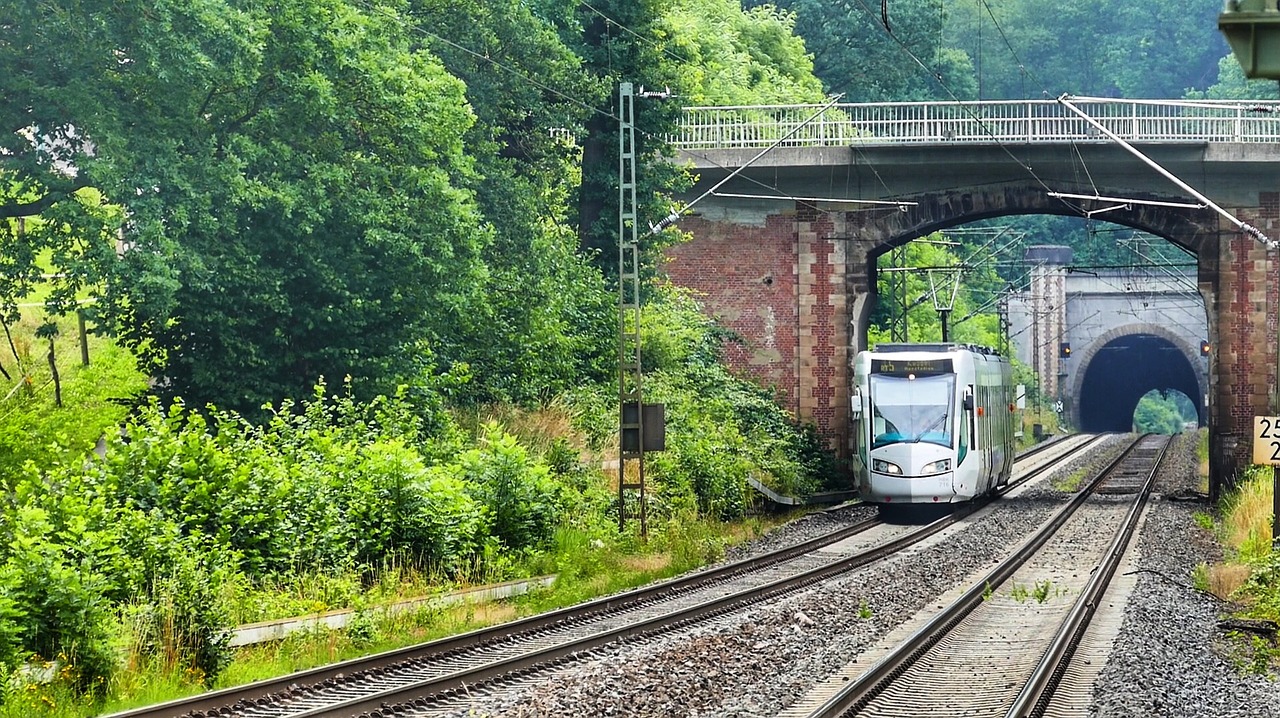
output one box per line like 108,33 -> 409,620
674,98 -> 1280,150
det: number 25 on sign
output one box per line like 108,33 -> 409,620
1255,416 -> 1280,466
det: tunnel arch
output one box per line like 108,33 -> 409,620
1068,323 -> 1207,432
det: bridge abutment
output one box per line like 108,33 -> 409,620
1204,208 -> 1280,501
665,209 -> 877,459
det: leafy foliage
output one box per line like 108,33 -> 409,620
458,423 -> 564,551
3,0 -> 490,416
0,381 -> 585,690
406,0 -> 618,406
590,286 -> 843,519
664,0 -> 827,105
753,0 -> 974,102
1187,55 -> 1280,101
1132,389 -> 1198,434
944,0 -> 1225,99
867,233 -> 1007,349
548,0 -> 692,272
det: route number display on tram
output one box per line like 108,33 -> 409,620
1254,416 -> 1280,466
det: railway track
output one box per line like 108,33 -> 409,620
107,435 -> 1098,718
790,433 -> 1169,718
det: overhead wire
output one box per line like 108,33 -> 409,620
846,0 -> 1088,218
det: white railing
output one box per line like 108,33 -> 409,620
675,98 -> 1280,150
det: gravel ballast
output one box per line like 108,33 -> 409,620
431,434 -> 1279,718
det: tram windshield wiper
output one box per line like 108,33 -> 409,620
912,411 -> 949,443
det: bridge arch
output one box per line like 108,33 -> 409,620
853,183 -> 1219,260
1066,323 -> 1207,432
855,192 -> 1214,436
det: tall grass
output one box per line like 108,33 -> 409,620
8,507 -> 801,718
1221,466 -> 1274,563
1197,466 -> 1277,611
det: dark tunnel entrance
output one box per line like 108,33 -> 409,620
1077,333 -> 1204,432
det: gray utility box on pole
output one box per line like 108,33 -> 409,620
1220,0 -> 1280,79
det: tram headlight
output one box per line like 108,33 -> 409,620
873,459 -> 902,475
922,458 -> 952,474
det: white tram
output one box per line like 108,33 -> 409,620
850,343 -> 1018,504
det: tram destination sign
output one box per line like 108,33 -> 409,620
871,358 -> 953,376
1254,416 -> 1280,466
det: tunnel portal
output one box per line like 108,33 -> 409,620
1076,333 -> 1204,432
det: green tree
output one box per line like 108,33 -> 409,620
1133,390 -> 1195,434
1187,55 -> 1280,100
2,0 -> 488,414
868,233 -> 1006,349
945,0 -> 1226,99
548,0 -> 691,271
403,0 -> 616,405
663,0 -> 826,105
752,0 -> 975,102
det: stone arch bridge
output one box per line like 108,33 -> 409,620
662,99 -> 1280,493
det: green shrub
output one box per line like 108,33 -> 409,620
141,537 -> 236,686
459,422 -> 563,551
0,575 -> 26,671
0,505 -> 116,693
333,443 -> 486,575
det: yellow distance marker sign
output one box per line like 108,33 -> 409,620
1254,416 -> 1280,466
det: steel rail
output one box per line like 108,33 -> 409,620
106,438 -> 1090,718
803,434 -> 1154,718
1005,437 -> 1170,718
275,438 -> 1099,717
282,494 -> 1014,716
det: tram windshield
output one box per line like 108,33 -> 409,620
869,373 -> 955,448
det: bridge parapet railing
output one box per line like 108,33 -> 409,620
674,99 -> 1280,150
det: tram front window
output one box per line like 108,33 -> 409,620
870,373 -> 955,448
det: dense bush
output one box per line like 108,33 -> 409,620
573,285 -> 844,520
0,473 -> 124,693
0,382 -> 572,693
459,423 -> 564,551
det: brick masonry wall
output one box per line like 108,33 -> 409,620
1210,202 -> 1279,493
665,210 -> 849,456
665,215 -> 801,415
796,209 -> 848,454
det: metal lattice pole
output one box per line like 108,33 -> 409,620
617,82 -> 646,536
891,245 -> 908,342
